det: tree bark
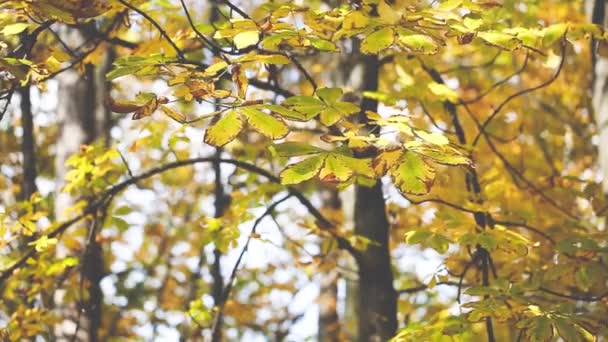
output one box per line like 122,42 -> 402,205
318,190 -> 341,341
18,86 -> 37,201
353,55 -> 398,341
587,0 -> 608,196
54,26 -> 111,342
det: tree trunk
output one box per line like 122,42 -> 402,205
587,0 -> 608,196
18,86 -> 37,201
54,27 -> 111,341
353,55 -> 398,341
318,190 -> 341,341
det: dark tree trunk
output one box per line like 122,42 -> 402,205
353,55 -> 398,341
18,86 -> 37,201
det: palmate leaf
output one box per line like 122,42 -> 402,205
282,96 -> 326,119
389,151 -> 436,195
319,154 -> 353,183
405,142 -> 471,166
203,107 -> 289,147
317,87 -> 343,103
279,150 -> 374,185
280,154 -> 326,185
280,88 -> 360,125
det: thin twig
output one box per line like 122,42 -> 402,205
209,194 -> 291,338
472,38 -> 567,147
117,0 -> 186,60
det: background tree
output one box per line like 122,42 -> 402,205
1,0 -> 607,341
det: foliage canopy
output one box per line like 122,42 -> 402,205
0,0 -> 607,341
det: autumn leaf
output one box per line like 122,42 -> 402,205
361,27 -> 395,54
204,110 -> 243,147
280,154 -> 326,185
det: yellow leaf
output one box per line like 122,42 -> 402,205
361,27 -> 394,54
378,1 -> 401,25
233,31 -> 260,50
204,110 -> 243,147
160,105 -> 186,123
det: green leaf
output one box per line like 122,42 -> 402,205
272,142 -> 325,157
526,317 -> 554,342
204,110 -> 243,147
477,232 -> 498,251
233,30 -> 260,49
240,107 -> 289,140
113,205 -> 132,216
553,317 -> 583,342
478,31 -> 521,50
398,33 -> 439,54
317,87 -> 342,103
283,96 -> 325,119
543,23 -> 567,47
390,151 -> 436,195
361,27 -> 395,54
264,104 -> 309,121
333,102 -> 360,116
1,23 -> 29,36
280,154 -> 326,185
106,65 -> 143,80
310,38 -> 337,51
405,230 -> 432,244
112,217 -> 130,232
429,234 -> 451,253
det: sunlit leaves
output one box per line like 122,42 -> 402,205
361,27 -> 395,54
477,31 -> 521,50
405,230 -> 451,253
106,54 -> 173,80
389,151 -> 436,195
277,143 -> 374,185
280,154 -> 326,185
1,23 -> 29,36
271,141 -> 325,157
233,30 -> 260,49
280,88 -> 360,125
204,110 -> 243,147
203,106 -> 288,147
542,23 -> 568,47
28,235 -> 58,252
239,107 -> 289,140
398,33 -> 439,54
61,146 -> 123,198
428,82 -> 459,103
